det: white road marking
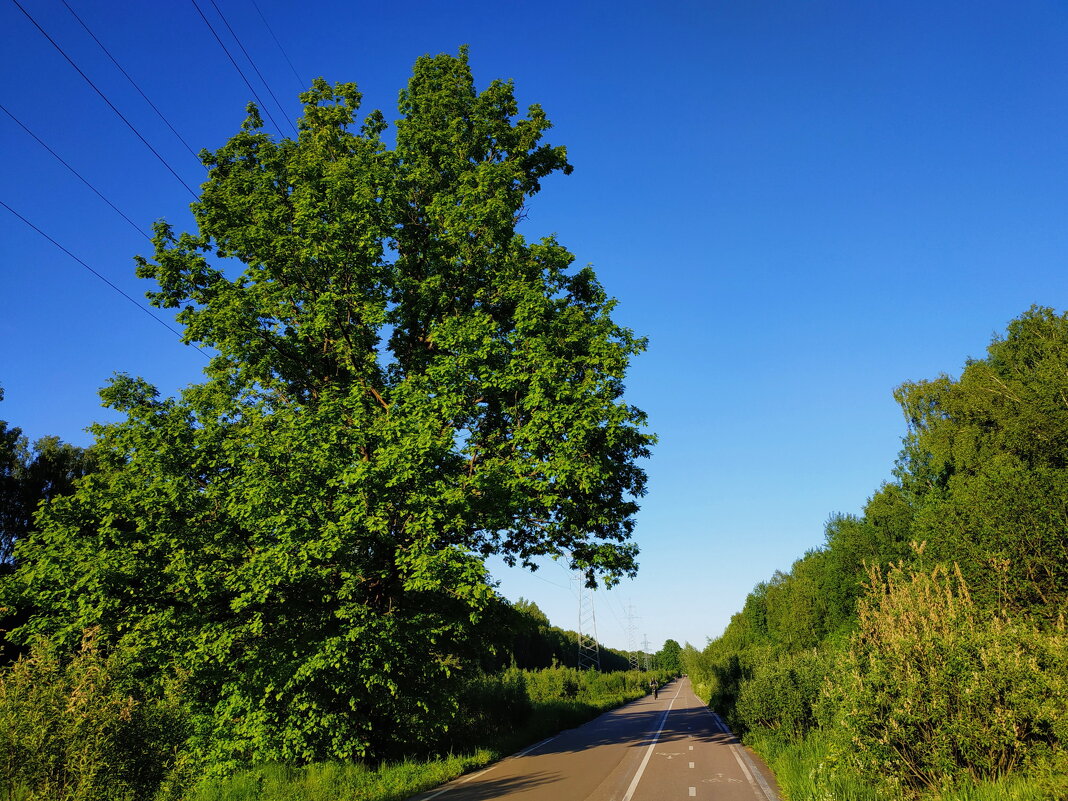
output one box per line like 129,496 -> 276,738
689,745 -> 694,750
689,762 -> 695,769
688,787 -> 696,796
620,682 -> 683,801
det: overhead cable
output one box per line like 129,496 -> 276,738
60,0 -> 201,163
206,0 -> 297,136
9,0 -> 199,200
0,199 -> 209,358
189,0 -> 291,138
0,102 -> 151,242
250,0 -> 305,91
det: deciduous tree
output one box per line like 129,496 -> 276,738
13,50 -> 652,763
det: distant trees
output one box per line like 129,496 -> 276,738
0,388 -> 93,570
654,639 -> 682,673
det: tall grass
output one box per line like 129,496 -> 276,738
186,752 -> 494,801
745,727 -> 1068,801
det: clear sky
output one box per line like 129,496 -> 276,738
2,1 -> 1066,653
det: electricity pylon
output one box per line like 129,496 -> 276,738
626,603 -> 640,671
642,634 -> 652,671
575,574 -> 601,671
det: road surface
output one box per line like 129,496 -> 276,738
410,677 -> 780,801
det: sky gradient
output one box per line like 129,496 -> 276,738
2,0 -> 1066,653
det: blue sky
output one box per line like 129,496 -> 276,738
2,1 -> 1066,652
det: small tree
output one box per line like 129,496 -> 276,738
14,50 -> 652,763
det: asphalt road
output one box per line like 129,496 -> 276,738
409,677 -> 780,801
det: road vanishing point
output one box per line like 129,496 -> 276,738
409,677 -> 780,801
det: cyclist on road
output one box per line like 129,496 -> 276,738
650,678 -> 659,700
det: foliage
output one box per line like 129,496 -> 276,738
185,753 -> 494,801
0,391 -> 94,665
0,388 -> 93,570
834,561 -> 1068,793
895,306 -> 1068,617
653,638 -> 682,673
489,597 -> 632,671
734,647 -> 832,739
745,726 -> 1068,801
0,628 -> 189,801
10,50 -> 651,767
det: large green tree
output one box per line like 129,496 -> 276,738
13,50 -> 652,764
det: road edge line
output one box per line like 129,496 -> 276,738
704,708 -> 779,801
410,734 -> 559,801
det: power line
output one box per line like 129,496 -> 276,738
0,103 -> 150,242
205,0 -> 297,136
59,0 -> 201,163
0,199 -> 208,359
9,0 -> 199,201
527,569 -> 571,592
189,0 -> 290,138
249,0 -> 305,91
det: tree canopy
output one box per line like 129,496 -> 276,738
9,50 -> 652,763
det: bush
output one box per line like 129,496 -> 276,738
445,667 -> 532,749
834,562 -> 1068,793
735,648 -> 831,739
0,628 -> 190,801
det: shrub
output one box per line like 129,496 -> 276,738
735,648 -> 830,739
445,667 -> 531,748
834,562 -> 1068,793
0,628 -> 190,801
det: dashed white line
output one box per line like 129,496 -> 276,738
620,682 -> 683,801
689,761 -> 695,769
688,787 -> 696,796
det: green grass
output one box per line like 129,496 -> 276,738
743,728 -> 879,801
186,752 -> 493,801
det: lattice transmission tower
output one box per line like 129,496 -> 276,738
574,574 -> 601,671
626,603 -> 640,671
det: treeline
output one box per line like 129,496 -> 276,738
684,306 -> 1068,799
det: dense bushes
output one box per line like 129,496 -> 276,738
0,647 -> 666,800
837,562 -> 1068,792
0,629 -> 189,801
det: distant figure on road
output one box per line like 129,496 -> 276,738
650,678 -> 659,699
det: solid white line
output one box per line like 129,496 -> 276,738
702,708 -> 778,801
620,682 -> 683,801
729,741 -> 757,784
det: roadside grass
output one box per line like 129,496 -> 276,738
186,678 -> 658,801
744,728 -> 878,801
186,752 -> 494,801
744,726 -> 1068,801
